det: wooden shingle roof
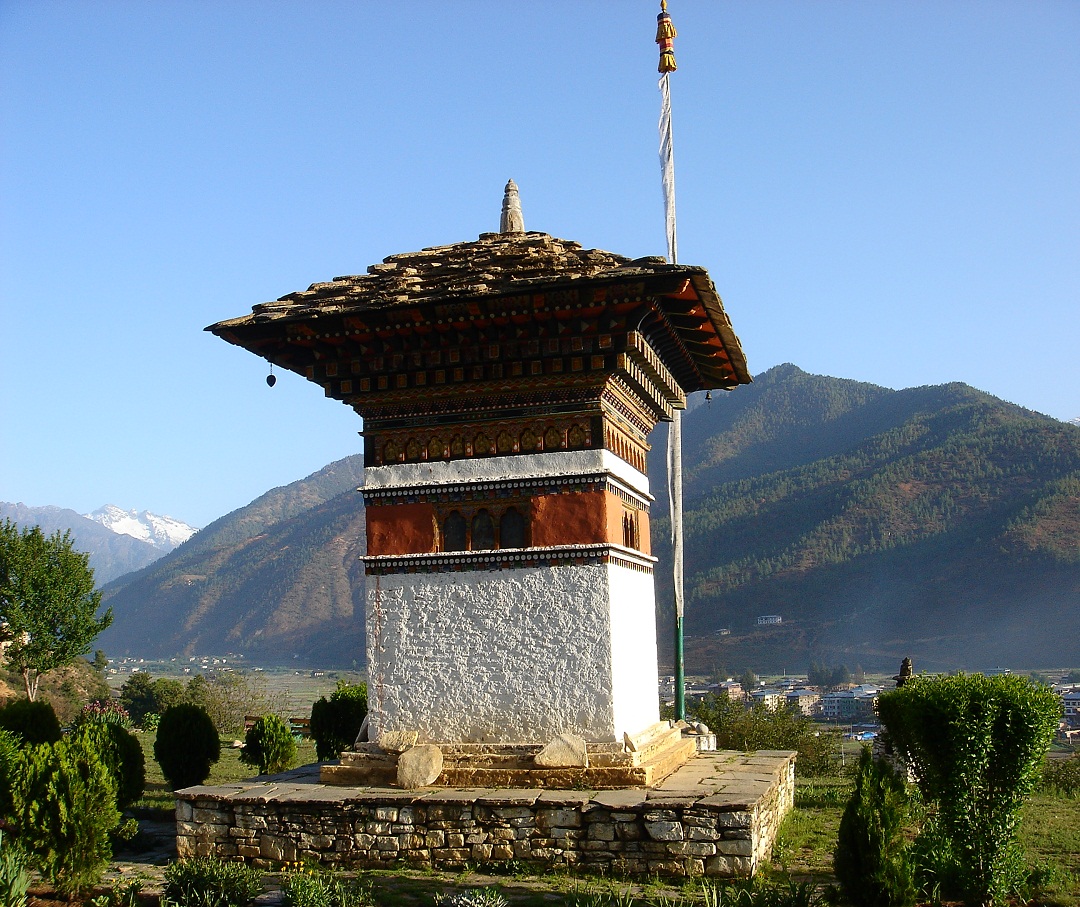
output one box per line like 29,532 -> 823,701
208,231 -> 750,390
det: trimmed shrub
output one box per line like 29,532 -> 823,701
310,681 -> 368,761
82,720 -> 146,808
877,673 -> 1060,905
834,747 -> 916,907
6,726 -> 120,897
0,697 -> 62,746
239,714 -> 297,775
163,856 -> 263,907
154,704 -> 220,790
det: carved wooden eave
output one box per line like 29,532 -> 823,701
207,232 -> 750,399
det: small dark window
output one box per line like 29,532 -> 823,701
472,509 -> 496,550
500,507 -> 527,549
444,511 -> 467,551
623,511 -> 638,549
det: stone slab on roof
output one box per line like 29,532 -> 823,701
217,232 -> 687,326
208,229 -> 751,390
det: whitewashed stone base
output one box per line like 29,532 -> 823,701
366,560 -> 660,745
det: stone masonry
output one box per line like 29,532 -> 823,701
176,751 -> 795,879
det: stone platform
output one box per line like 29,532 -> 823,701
322,723 -> 697,790
176,750 -> 795,878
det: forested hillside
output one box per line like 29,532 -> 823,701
98,456 -> 367,664
651,365 -> 1080,672
99,367 -> 1079,671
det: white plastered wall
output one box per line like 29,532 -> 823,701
363,449 -> 650,499
366,562 -> 659,744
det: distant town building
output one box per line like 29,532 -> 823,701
750,689 -> 785,711
822,685 -> 880,721
786,689 -> 822,716
756,615 -> 782,626
1062,688 -> 1080,728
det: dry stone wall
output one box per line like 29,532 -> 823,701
176,752 -> 795,878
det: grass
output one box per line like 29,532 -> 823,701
1017,791 -> 1080,906
760,774 -> 1080,907
125,731 -> 1080,907
133,729 -> 319,812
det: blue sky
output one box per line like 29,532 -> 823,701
2,2 -> 1077,528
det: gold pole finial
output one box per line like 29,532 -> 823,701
656,1 -> 677,73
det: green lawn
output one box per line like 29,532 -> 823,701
134,729 -> 319,811
763,774 -> 1080,907
129,734 -> 1079,906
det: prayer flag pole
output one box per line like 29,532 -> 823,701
656,0 -> 686,722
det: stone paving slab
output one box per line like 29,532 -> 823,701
536,790 -> 595,806
277,786 -> 375,803
589,789 -> 650,810
475,789 -> 543,806
341,787 -> 422,802
415,788 -> 498,803
643,793 -> 701,806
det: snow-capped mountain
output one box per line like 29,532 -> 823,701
84,505 -> 198,552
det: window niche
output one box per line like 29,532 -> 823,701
438,505 -> 530,553
471,509 -> 496,550
500,507 -> 527,549
443,511 -> 467,551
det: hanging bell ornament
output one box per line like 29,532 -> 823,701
656,1 -> 677,73
266,364 -> 276,387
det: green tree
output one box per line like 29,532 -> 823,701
690,691 -> 840,777
835,747 -> 916,907
152,677 -> 186,715
0,521 -> 113,701
155,704 -> 221,790
239,715 -> 297,775
877,673 -> 1061,905
310,680 -> 368,761
118,672 -> 157,725
184,673 -> 211,711
7,725 -> 120,897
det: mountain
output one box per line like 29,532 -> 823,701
97,455 -> 367,665
84,505 -> 197,551
649,364 -> 1080,673
98,367 -> 1080,672
0,502 -> 167,585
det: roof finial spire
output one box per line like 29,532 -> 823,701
500,179 -> 525,234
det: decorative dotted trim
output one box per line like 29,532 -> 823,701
362,473 -> 651,509
363,544 -> 657,576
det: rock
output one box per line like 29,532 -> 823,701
378,729 -> 419,753
397,744 -> 443,789
535,733 -> 588,767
